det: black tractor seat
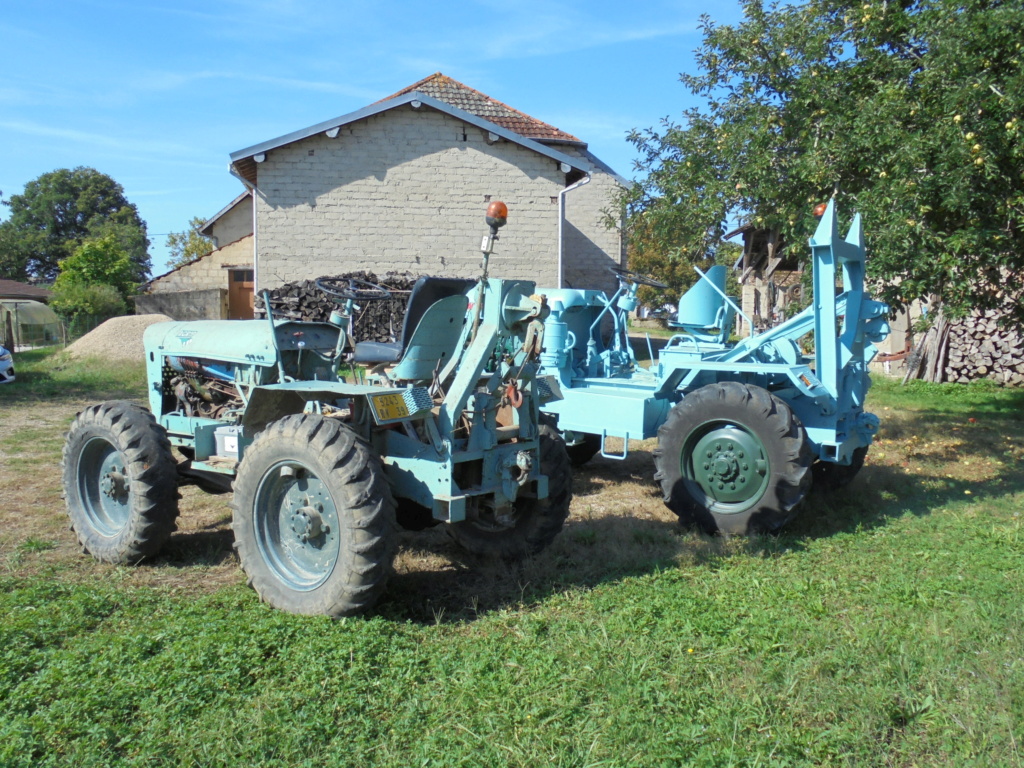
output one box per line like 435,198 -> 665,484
353,277 -> 475,376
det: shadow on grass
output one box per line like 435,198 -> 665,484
159,525 -> 237,569
91,389 -> 1024,625
377,411 -> 1024,624
379,513 -> 706,624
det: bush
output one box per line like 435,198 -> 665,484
50,282 -> 126,318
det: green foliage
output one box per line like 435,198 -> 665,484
629,219 -> 742,308
165,216 -> 215,270
54,235 -> 136,302
627,0 -> 1024,320
0,167 -> 151,282
49,283 -> 126,320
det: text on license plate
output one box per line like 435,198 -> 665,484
371,393 -> 409,422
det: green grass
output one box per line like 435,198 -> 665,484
0,348 -> 146,405
2,361 -> 1024,766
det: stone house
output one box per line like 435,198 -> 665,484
227,73 -> 626,294
138,193 -> 256,319
141,74 -> 625,319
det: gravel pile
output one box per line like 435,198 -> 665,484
64,314 -> 173,362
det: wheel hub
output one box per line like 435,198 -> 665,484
100,468 -> 129,502
690,428 -> 768,504
289,501 -> 328,543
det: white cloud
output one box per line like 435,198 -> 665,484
0,119 -> 196,157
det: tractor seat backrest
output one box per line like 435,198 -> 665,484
668,265 -> 735,343
353,277 -> 474,374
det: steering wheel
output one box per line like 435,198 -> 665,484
608,265 -> 669,289
316,277 -> 391,302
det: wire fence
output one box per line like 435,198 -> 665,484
2,311 -> 121,351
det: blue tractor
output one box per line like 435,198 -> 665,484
537,201 -> 890,534
61,203 -> 572,617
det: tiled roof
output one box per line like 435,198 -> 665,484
380,73 -> 584,146
0,279 -> 52,301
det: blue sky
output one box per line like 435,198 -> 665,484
1,0 -> 744,276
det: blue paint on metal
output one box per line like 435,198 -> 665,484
143,265 -> 562,526
537,200 -> 890,469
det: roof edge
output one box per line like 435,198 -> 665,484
200,190 -> 252,236
229,92 -> 592,175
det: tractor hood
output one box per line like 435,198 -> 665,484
143,320 -> 342,367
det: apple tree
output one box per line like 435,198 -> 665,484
626,0 -> 1023,319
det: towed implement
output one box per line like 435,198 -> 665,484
62,203 -> 572,617
538,201 -> 890,534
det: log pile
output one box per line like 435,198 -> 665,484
254,271 -> 422,343
944,308 -> 1024,385
902,306 -> 1024,386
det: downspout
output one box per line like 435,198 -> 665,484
557,175 -> 591,289
229,164 -> 259,294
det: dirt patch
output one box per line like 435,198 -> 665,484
63,314 -> 172,361
0,395 -> 696,621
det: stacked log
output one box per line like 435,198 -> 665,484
254,271 -> 425,344
944,308 -> 1024,386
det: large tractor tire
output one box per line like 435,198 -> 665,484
449,424 -> 572,559
653,382 -> 812,535
62,401 -> 179,563
812,446 -> 868,491
231,414 -> 395,617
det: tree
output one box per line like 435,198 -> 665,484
165,216 -> 214,269
0,167 -> 151,282
54,235 -> 137,302
626,0 -> 1024,319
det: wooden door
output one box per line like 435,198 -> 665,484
228,269 -> 254,319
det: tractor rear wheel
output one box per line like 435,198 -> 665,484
62,401 -> 179,563
449,424 -> 572,559
565,432 -> 602,466
231,414 -> 395,617
812,446 -> 868,491
653,382 -> 812,535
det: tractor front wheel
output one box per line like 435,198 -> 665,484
62,401 -> 179,563
231,414 -> 395,617
654,382 -> 812,535
449,424 -> 572,559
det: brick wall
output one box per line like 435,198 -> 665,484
149,235 -> 253,294
255,106 -> 572,290
209,195 -> 253,248
559,147 -> 624,294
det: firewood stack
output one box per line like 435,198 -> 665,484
945,308 -> 1024,385
254,271 -> 425,343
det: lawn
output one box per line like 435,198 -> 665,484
1,350 -> 1022,766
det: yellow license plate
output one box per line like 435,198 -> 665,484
371,393 -> 410,422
